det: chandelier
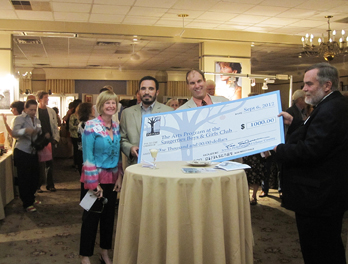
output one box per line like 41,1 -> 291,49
301,16 -> 348,61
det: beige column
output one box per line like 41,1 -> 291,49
0,33 -> 12,77
200,41 -> 251,99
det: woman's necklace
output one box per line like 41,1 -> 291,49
104,121 -> 112,130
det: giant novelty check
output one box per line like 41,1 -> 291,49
138,91 -> 285,163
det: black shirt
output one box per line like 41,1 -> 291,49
38,108 -> 52,137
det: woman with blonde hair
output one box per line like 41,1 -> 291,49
79,90 -> 123,264
166,98 -> 179,110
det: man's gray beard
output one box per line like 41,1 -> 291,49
305,89 -> 325,106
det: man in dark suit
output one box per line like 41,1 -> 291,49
274,63 -> 348,264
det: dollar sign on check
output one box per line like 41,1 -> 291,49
241,124 -> 245,130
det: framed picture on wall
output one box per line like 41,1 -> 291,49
85,94 -> 92,103
215,61 -> 242,101
0,77 -> 18,113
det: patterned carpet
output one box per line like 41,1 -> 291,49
0,157 -> 347,264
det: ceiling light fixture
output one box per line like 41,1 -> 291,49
178,14 -> 189,37
262,82 -> 268,90
250,78 -> 256,87
301,16 -> 348,61
130,44 -> 140,61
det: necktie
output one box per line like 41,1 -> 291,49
202,100 -> 207,106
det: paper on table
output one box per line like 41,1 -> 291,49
181,167 -> 216,174
215,161 -> 251,171
79,190 -> 97,211
141,159 -> 155,168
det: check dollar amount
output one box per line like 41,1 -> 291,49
241,117 -> 276,130
138,91 -> 285,163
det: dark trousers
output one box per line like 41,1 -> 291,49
71,137 -> 79,166
14,148 -> 39,208
38,159 -> 54,189
79,184 -> 117,256
295,211 -> 346,264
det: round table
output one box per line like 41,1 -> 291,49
113,161 -> 253,264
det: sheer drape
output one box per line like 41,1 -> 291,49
46,79 -> 75,93
127,80 -> 139,96
19,79 -> 32,94
167,81 -> 191,97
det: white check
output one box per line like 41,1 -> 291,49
138,91 -> 285,163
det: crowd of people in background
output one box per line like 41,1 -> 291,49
1,62 -> 347,264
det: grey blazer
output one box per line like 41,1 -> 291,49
177,95 -> 229,110
120,101 -> 173,167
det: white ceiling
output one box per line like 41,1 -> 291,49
2,0 -> 348,75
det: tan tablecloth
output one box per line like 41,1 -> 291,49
0,150 -> 14,220
113,161 -> 253,264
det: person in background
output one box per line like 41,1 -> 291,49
12,99 -> 42,212
127,90 -> 141,107
75,102 -> 95,177
2,101 -> 25,197
242,92 -> 270,205
52,107 -> 62,127
69,99 -> 82,170
178,98 -> 188,106
274,63 -> 348,263
166,98 -> 179,110
36,90 -> 60,193
79,90 -> 123,264
206,80 -> 216,96
2,101 -> 25,147
120,76 -> 173,168
177,69 -> 228,110
286,89 -> 308,121
63,102 -> 74,130
26,95 -> 36,101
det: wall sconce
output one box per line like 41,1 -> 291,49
17,71 -> 32,79
251,78 -> 256,87
262,82 -> 268,90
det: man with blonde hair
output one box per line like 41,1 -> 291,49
206,80 -> 216,96
286,89 -> 307,121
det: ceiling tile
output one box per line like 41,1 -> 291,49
94,0 -> 134,5
197,12 -> 237,21
15,10 -> 54,20
51,0 -> 93,3
171,0 -> 219,11
92,5 -> 130,15
229,14 -> 269,24
295,0 -> 347,11
127,6 -> 168,17
289,19 -> 326,28
243,5 -> 289,16
0,0 -> 15,10
258,17 -> 300,26
51,2 -> 91,12
259,0 -> 306,8
135,0 -> 176,8
209,2 -> 255,13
